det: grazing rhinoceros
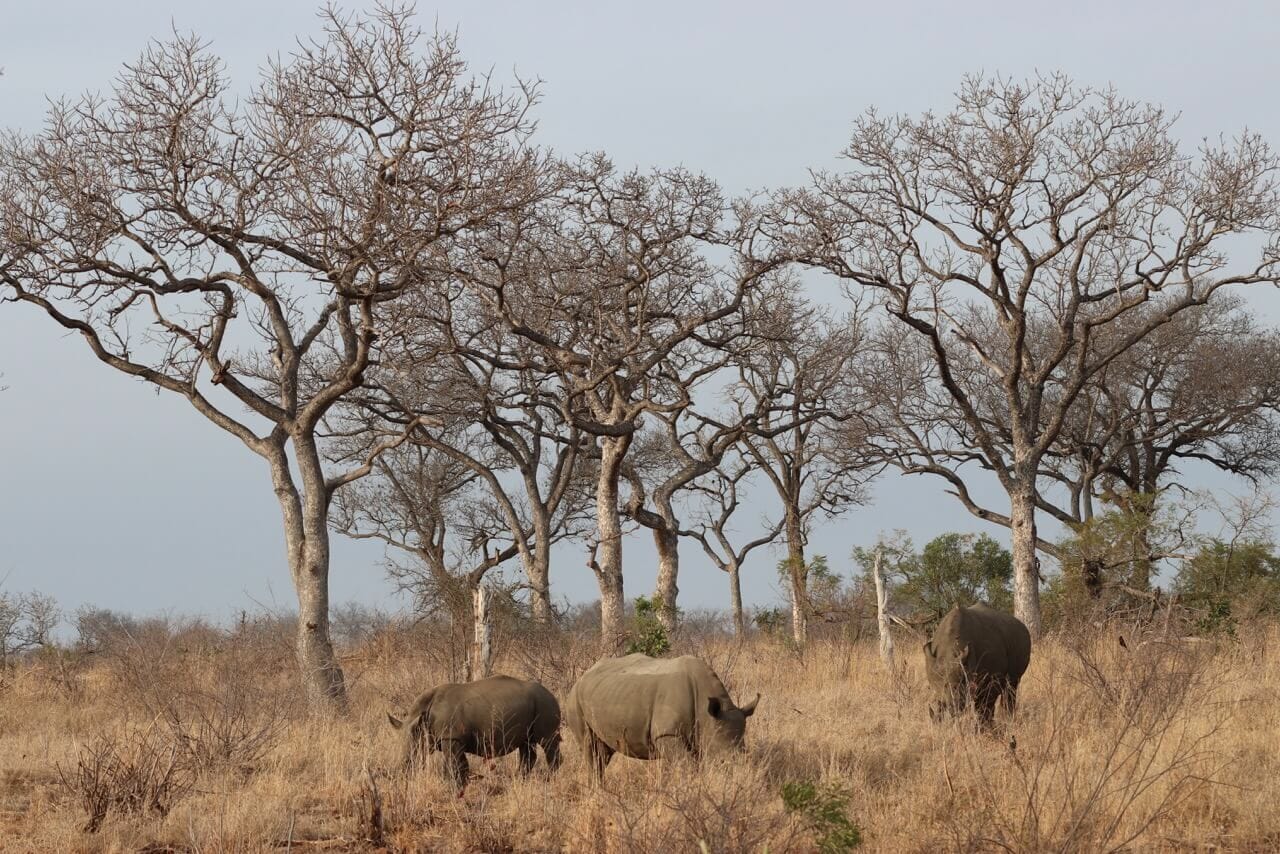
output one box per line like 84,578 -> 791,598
565,653 -> 759,779
386,675 -> 562,787
924,603 -> 1031,727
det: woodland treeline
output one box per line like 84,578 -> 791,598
3,7 -> 1280,711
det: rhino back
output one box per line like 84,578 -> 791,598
571,655 -> 717,758
948,604 -> 1031,679
427,676 -> 555,752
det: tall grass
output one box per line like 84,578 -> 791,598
0,617 -> 1277,851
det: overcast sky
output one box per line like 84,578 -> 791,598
3,1 -> 1279,622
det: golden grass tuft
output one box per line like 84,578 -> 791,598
1,622 -> 1279,851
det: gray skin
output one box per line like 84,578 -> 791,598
565,653 -> 759,780
924,603 -> 1031,728
386,675 -> 562,788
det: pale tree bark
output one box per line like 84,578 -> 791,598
1009,482 -> 1043,637
727,562 -> 746,637
652,528 -> 681,634
470,584 -> 493,681
871,548 -> 895,670
590,435 -> 631,651
785,510 -> 808,647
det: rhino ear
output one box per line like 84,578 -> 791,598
707,697 -> 723,719
387,712 -> 404,730
740,694 -> 760,717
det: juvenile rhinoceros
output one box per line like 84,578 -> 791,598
386,675 -> 561,787
565,653 -> 759,779
924,603 -> 1031,727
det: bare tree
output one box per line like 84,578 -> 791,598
783,75 -> 1280,635
0,590 -> 60,668
1043,296 -> 1280,588
681,451 -> 784,636
0,8 -> 540,709
352,276 -> 591,625
447,155 -> 787,648
620,329 -> 805,633
332,440 -> 480,605
732,295 -> 875,646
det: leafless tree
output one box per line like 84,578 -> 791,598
681,451 -> 784,636
782,75 -> 1280,635
445,155 -> 787,649
346,287 -> 592,624
0,8 -> 541,709
0,590 -> 60,668
732,295 -> 876,645
1043,296 -> 1280,588
620,405 -> 757,633
332,440 -> 481,605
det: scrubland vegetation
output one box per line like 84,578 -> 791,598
5,4 -> 1280,851
0,600 -> 1276,852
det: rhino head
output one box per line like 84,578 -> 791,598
704,693 -> 760,751
387,709 -> 436,768
923,639 -> 969,721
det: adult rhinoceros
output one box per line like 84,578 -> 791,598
924,602 -> 1031,727
565,653 -> 759,779
387,674 -> 562,788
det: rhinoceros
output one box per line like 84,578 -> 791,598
565,653 -> 759,779
924,603 -> 1031,727
386,675 -> 562,787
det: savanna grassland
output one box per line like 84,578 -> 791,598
1,617 -> 1278,853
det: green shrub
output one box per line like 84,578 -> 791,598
753,607 -> 788,636
625,596 -> 671,656
781,780 -> 862,852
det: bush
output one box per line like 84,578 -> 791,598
1177,539 -> 1280,625
752,607 -> 788,636
781,780 -> 863,852
856,533 -> 1012,622
57,725 -> 195,833
626,596 -> 671,656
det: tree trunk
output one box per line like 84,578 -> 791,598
1131,521 -> 1154,590
524,535 -> 554,625
652,528 -> 680,634
1010,483 -> 1043,638
594,435 -> 630,651
727,561 -> 745,637
471,583 -> 492,680
786,508 -> 807,646
272,437 -> 348,714
871,548 -> 894,670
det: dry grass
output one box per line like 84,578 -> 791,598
1,620 -> 1279,852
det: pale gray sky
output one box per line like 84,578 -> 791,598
2,1 -> 1279,621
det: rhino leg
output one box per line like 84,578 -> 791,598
440,739 -> 469,790
1001,677 -> 1020,719
541,731 -> 563,771
517,743 -> 537,775
584,732 -> 614,781
973,680 -> 1000,730
653,734 -> 690,762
